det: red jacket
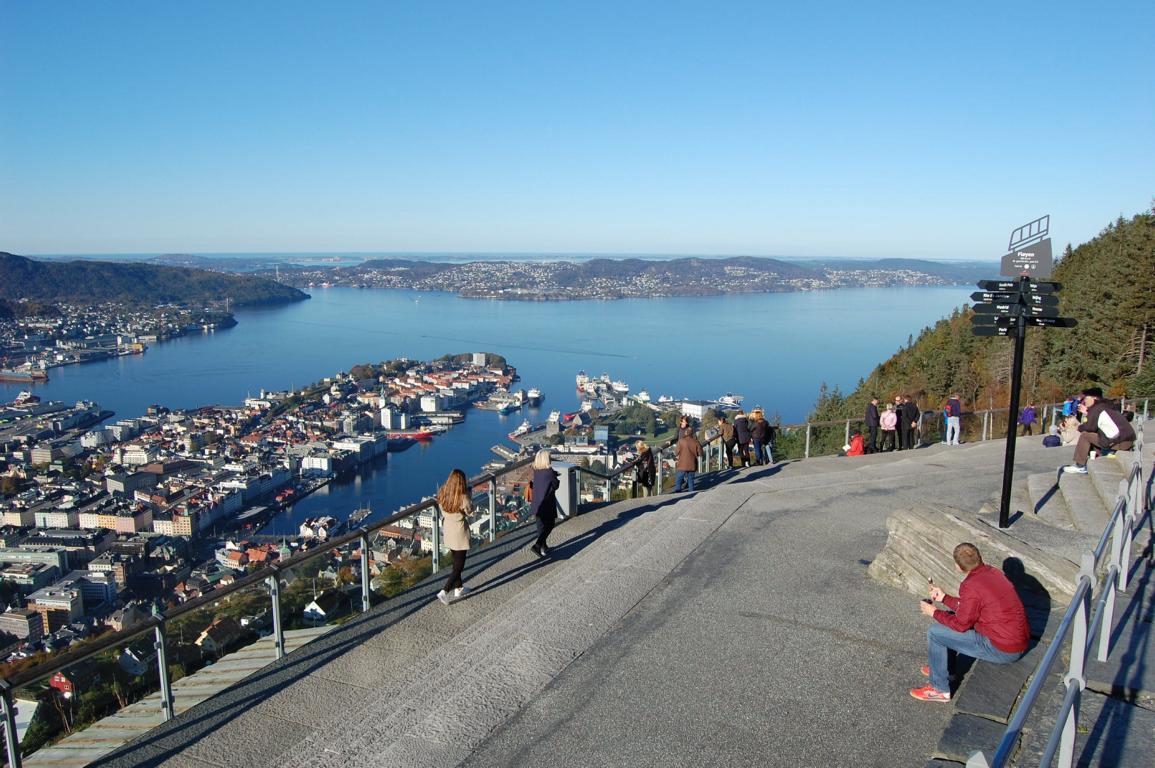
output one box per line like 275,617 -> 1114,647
846,434 -> 865,456
934,564 -> 1029,653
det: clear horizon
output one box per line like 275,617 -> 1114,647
2,2 -> 1152,258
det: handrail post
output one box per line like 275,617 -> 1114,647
655,450 -> 664,494
1117,480 -> 1132,593
267,573 -> 285,661
604,476 -> 611,503
844,419 -> 850,447
1060,553 -> 1094,768
154,616 -> 175,721
359,529 -> 372,613
1,682 -> 23,768
804,423 -> 811,459
431,503 -> 442,573
488,478 -> 498,543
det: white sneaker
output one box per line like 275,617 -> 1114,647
454,586 -> 472,599
1062,464 -> 1088,474
437,589 -> 451,605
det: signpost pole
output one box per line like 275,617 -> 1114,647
997,275 -> 1030,528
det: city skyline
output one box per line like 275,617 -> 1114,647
1,1 -> 1152,259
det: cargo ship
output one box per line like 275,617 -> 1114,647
0,369 -> 48,383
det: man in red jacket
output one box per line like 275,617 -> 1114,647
910,543 -> 1030,702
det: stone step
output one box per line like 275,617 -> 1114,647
1026,471 -> 1076,530
1058,471 -> 1113,534
1087,454 -> 1128,515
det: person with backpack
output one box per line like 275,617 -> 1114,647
717,413 -> 738,468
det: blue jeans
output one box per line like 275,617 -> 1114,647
752,440 -> 766,465
927,622 -> 1023,694
674,470 -> 695,492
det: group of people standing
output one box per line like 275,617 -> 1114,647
718,409 -> 776,467
863,394 -> 928,453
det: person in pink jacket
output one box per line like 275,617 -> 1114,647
879,404 -> 899,452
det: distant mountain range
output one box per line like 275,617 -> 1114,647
0,252 -> 309,306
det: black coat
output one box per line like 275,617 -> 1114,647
901,401 -> 920,427
734,415 -> 751,443
635,450 -> 656,488
865,402 -> 880,427
529,467 -> 561,520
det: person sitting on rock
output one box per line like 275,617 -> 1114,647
910,543 -> 1030,703
1063,387 -> 1136,474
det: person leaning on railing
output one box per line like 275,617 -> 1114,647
910,543 -> 1029,703
634,440 -> 656,497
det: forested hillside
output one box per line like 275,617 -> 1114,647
810,206 -> 1155,420
0,252 -> 309,307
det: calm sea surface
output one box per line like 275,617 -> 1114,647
1,287 -> 969,533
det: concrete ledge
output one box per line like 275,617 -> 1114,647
933,713 -> 1010,764
868,505 -> 1079,605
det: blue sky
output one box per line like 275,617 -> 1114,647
1,1 -> 1151,259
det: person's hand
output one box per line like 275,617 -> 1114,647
919,600 -> 936,617
929,586 -> 946,602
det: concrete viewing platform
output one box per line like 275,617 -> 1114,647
62,434 -> 1152,768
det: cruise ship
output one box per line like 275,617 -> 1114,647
526,387 -> 543,406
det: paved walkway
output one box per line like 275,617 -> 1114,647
77,437 -> 1148,768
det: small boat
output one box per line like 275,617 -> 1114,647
526,387 -> 543,406
349,506 -> 372,525
509,419 -> 532,439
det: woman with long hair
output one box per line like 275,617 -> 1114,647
436,468 -> 473,604
529,449 -> 560,558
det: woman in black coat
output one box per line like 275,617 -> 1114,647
529,449 -> 560,557
634,440 -> 656,497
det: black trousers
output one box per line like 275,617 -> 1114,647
866,426 -> 879,453
723,439 -> 737,467
535,515 -> 556,550
881,430 -> 896,451
443,549 -> 467,592
904,425 -> 919,449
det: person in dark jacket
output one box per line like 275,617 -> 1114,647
1018,403 -> 1037,436
1063,388 -> 1136,473
945,394 -> 962,446
864,398 -> 880,453
634,440 -> 656,497
892,396 -> 907,449
528,449 -> 561,557
732,410 -> 752,467
750,409 -> 771,465
901,396 -> 921,450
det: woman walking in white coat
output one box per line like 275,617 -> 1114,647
436,468 -> 473,604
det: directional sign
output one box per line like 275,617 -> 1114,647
977,280 -> 1021,292
1022,305 -> 1060,318
1025,316 -> 1077,328
973,302 -> 1020,315
971,291 -> 1021,303
971,314 -> 1017,327
1022,293 -> 1060,307
973,326 -> 1013,337
1000,237 -> 1053,278
1023,280 -> 1061,293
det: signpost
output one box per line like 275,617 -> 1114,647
971,216 -> 1077,528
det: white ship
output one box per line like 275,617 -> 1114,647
634,390 -> 651,403
526,387 -> 543,406
611,380 -> 629,394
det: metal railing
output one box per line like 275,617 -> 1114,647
967,424 -> 1149,768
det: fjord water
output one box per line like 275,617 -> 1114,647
1,286 -> 969,532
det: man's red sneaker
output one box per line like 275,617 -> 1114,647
920,664 -> 930,677
909,684 -> 951,702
